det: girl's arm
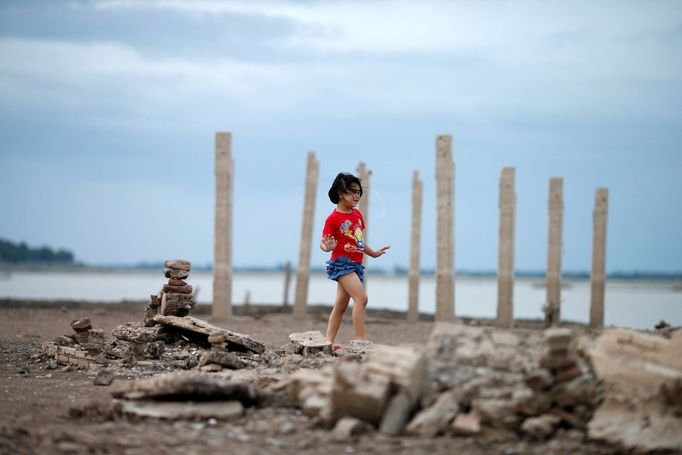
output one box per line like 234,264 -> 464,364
364,244 -> 391,258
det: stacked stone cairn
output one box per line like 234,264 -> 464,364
145,259 -> 195,325
540,328 -> 582,383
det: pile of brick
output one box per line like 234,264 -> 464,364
288,345 -> 430,436
144,259 -> 195,325
42,318 -> 106,369
540,328 -> 581,383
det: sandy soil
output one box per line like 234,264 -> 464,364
0,299 -> 616,454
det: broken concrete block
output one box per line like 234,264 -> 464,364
208,329 -> 265,354
94,370 -> 114,386
112,322 -> 166,343
288,331 -> 332,356
71,318 -> 92,332
333,417 -> 370,441
452,413 -> 481,436
111,373 -> 260,405
379,391 -> 413,436
521,414 -> 560,439
163,259 -> 191,271
405,389 -> 459,437
587,327 -> 682,452
152,315 -> 264,353
198,350 -> 246,370
539,353 -> 577,370
544,327 -> 572,347
288,367 -> 334,418
364,345 -> 429,406
119,400 -> 243,421
512,387 -> 551,416
331,362 -> 391,425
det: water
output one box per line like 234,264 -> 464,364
0,270 -> 680,330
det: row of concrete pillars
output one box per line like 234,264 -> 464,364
212,132 -> 609,329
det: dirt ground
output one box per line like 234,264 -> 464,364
0,299 -> 618,454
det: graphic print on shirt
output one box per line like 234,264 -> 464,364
339,219 -> 364,253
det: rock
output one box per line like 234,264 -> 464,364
165,292 -> 194,301
512,387 -> 551,416
111,372 -> 261,405
472,398 -> 518,429
525,369 -> 553,391
208,329 -> 266,354
47,358 -> 59,369
200,364 -> 223,372
539,353 -> 576,370
521,414 -> 560,439
94,370 -> 114,386
71,318 -> 92,332
144,341 -> 165,359
380,391 -> 413,436
163,284 -> 193,294
54,335 -> 76,347
168,279 -> 187,286
279,421 -> 296,435
555,365 -> 582,383
149,293 -> 162,309
331,362 -> 391,425
161,299 -> 194,317
587,327 -> 682,452
452,413 -> 482,436
333,417 -> 369,441
164,259 -> 191,271
199,350 -> 246,369
164,268 -> 189,279
112,322 -> 166,343
119,400 -> 243,421
544,327 -> 572,346
406,389 -> 459,437
288,367 -> 334,418
288,331 -> 332,356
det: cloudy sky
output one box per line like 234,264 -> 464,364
1,0 -> 680,272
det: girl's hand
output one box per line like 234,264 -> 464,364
371,246 -> 391,258
320,235 -> 337,252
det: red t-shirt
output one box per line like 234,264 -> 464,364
322,208 -> 366,264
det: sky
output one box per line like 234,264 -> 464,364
0,0 -> 681,273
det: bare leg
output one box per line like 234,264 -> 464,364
338,272 -> 368,341
325,282 -> 351,343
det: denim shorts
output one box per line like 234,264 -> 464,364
326,256 -> 365,283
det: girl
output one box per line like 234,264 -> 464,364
320,172 -> 390,347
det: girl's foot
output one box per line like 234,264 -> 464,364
333,345 -> 343,352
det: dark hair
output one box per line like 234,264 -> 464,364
328,172 -> 363,204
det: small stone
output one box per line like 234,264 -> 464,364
163,284 -> 193,294
555,365 -> 581,382
521,414 -> 560,439
47,359 -> 59,369
525,369 -> 553,391
164,259 -> 191,271
164,268 -> 189,279
452,413 -> 481,436
94,370 -> 114,386
333,417 -> 369,441
168,279 -> 187,286
54,336 -> 76,347
279,421 -> 296,435
71,318 -> 92,333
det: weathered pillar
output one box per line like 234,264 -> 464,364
213,132 -> 234,321
435,135 -> 455,321
589,188 -> 609,329
496,167 -> 516,327
545,177 -> 563,326
407,171 -> 423,322
356,162 -> 371,269
283,261 -> 292,307
293,152 -> 320,319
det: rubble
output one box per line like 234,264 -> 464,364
587,327 -> 682,452
288,331 -> 332,356
94,370 -> 114,386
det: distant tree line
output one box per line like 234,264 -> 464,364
0,238 -> 75,264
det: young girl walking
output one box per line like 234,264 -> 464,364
320,172 -> 390,347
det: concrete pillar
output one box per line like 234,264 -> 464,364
283,261 -> 292,307
590,188 -> 608,329
212,132 -> 234,321
356,162 -> 371,268
407,171 -> 423,322
545,177 -> 563,326
293,151 -> 320,319
496,167 -> 516,327
435,135 -> 455,321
